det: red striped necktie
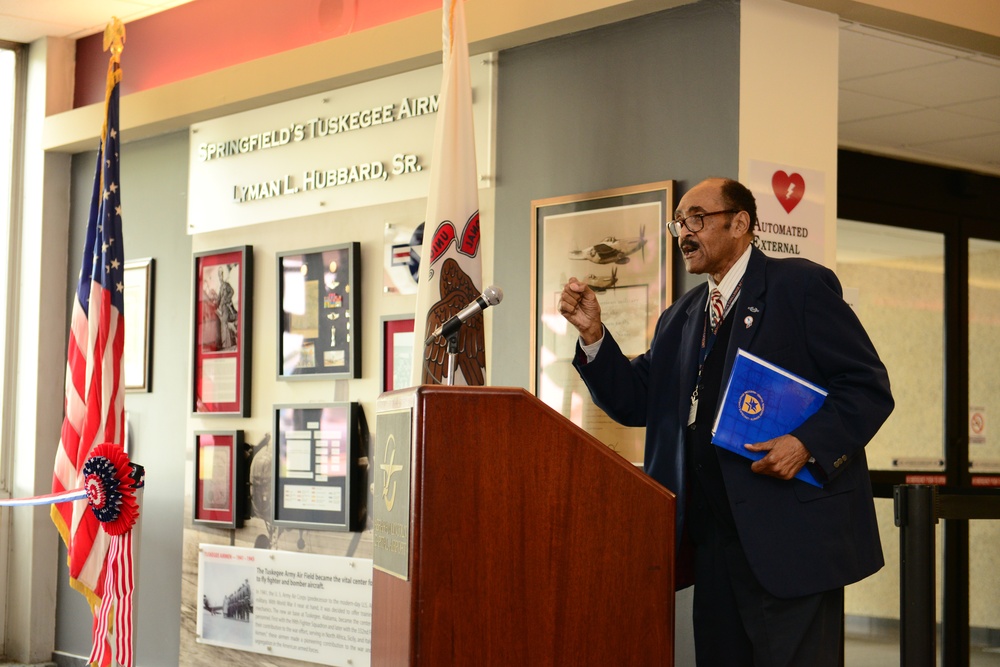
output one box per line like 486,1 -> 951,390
710,288 -> 724,333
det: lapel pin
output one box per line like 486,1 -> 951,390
744,316 -> 754,328
748,306 -> 759,313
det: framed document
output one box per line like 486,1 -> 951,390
530,181 -> 674,464
272,403 -> 358,531
193,430 -> 247,529
124,258 -> 154,392
192,246 -> 252,416
380,315 -> 415,392
277,243 -> 361,379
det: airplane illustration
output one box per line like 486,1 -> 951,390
203,595 -> 222,616
568,226 -> 647,265
585,267 -> 618,292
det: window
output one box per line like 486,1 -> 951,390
0,41 -> 23,491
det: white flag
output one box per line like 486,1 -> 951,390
410,0 -> 485,386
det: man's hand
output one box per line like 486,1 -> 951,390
558,278 -> 603,344
745,435 -> 812,481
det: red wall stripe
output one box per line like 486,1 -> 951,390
74,0 -> 439,108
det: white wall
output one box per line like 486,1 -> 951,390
739,0 -> 840,266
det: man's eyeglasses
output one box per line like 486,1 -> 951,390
667,209 -> 738,238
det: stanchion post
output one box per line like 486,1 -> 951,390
895,484 -> 937,667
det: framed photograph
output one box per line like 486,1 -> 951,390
273,403 -> 358,531
277,242 -> 361,379
124,258 -> 154,392
381,315 -> 415,392
193,430 -> 248,529
530,181 -> 674,464
192,246 -> 253,416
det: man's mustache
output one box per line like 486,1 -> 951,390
680,240 -> 700,253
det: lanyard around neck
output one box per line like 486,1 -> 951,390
688,280 -> 742,428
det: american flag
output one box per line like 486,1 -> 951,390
51,42 -> 126,611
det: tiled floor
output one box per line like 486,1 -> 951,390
671,597 -> 1000,667
844,634 -> 1000,666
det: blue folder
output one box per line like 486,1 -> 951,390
711,349 -> 827,487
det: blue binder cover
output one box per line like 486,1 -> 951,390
711,348 -> 827,487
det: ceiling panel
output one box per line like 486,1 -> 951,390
839,24 -> 1000,177
841,108 -> 1000,147
839,26 -> 955,81
909,133 -> 1000,167
0,0 -> 146,22
0,16 -> 77,44
943,97 -> 1000,123
0,0 -> 195,40
842,58 -> 1000,106
838,89 -> 921,123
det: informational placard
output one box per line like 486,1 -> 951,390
197,545 -> 372,666
747,160 -> 826,264
188,56 -> 495,234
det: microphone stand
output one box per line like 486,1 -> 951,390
444,329 -> 460,386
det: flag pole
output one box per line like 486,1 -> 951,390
409,0 -> 486,387
50,14 -> 137,667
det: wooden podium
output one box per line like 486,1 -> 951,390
371,386 -> 675,666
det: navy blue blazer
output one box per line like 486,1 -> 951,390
575,246 -> 893,598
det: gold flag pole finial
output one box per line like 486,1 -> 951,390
99,17 -> 125,159
103,17 -> 126,61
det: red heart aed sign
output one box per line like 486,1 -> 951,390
771,171 -> 805,214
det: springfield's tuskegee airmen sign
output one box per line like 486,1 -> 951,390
187,56 -> 495,234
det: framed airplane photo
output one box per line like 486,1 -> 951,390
530,181 -> 674,465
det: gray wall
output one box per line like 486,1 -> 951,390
56,130 -> 191,667
493,0 -> 741,388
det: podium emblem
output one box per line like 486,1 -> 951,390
380,434 -> 405,511
374,408 -> 412,580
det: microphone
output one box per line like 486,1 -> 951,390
425,285 -> 503,344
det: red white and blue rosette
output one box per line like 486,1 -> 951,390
82,443 -> 139,536
0,443 -> 141,667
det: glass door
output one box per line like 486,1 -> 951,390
836,220 -> 946,475
966,233 -> 1000,658
835,214 -> 1000,665
837,147 -> 1000,666
837,219 -> 948,663
967,236 -> 1000,476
